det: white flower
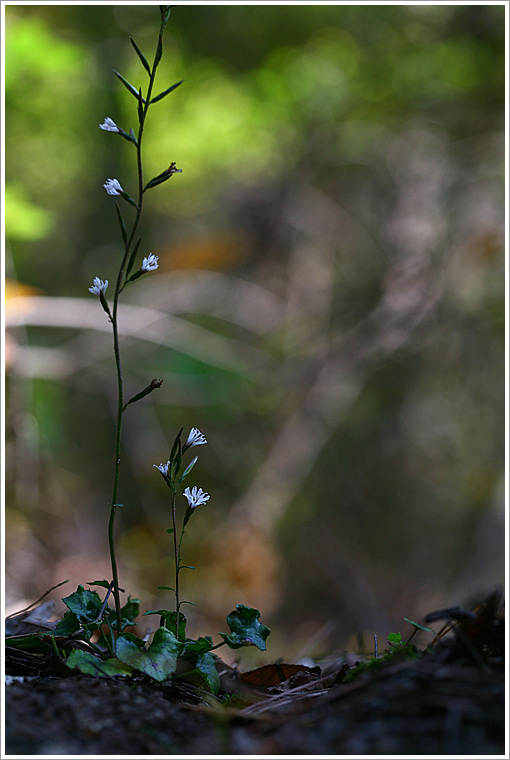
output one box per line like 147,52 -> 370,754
184,427 -> 207,450
183,486 -> 210,509
99,117 -> 120,133
153,461 -> 170,478
104,178 -> 124,196
88,277 -> 108,296
141,253 -> 159,272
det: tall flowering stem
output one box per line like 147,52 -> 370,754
154,429 -> 209,639
103,10 -> 177,636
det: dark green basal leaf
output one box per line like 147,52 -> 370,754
121,595 -> 140,625
62,585 -> 103,624
115,630 -> 146,648
5,633 -> 56,653
220,605 -> 270,651
130,37 -> 151,76
66,649 -> 132,678
178,652 -> 220,694
144,610 -> 186,640
116,627 -> 183,682
151,80 -> 184,104
51,610 -> 82,636
113,69 -> 142,100
87,580 -> 111,590
181,636 -> 213,656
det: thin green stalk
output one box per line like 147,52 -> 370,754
107,14 -> 169,638
171,486 -> 181,637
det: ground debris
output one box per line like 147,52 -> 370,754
5,590 -> 505,755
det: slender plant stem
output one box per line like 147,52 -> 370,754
171,487 -> 180,637
107,14 -> 168,638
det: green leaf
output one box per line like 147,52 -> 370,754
98,289 -> 112,320
124,379 -> 163,410
181,636 -> 213,656
5,633 -> 55,653
87,580 -> 111,590
160,5 -> 172,27
143,610 -> 186,640
169,428 -> 183,467
178,652 -> 220,694
404,617 -> 433,633
116,630 -> 146,647
157,586 -> 175,592
62,585 -> 103,624
116,627 -> 183,682
154,36 -> 163,68
113,69 -> 142,100
130,37 -> 151,76
66,650 -> 132,678
51,610 -> 82,636
137,87 -> 144,124
219,605 -> 270,651
182,505 -> 194,528
166,611 -> 187,639
151,79 -> 184,104
387,632 -> 403,647
121,596 -> 140,625
178,455 -> 198,484
115,202 -> 127,245
125,237 -> 142,279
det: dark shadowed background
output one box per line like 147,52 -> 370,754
4,3 -> 505,663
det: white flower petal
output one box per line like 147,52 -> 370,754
183,486 -> 210,508
88,276 -> 108,296
104,178 -> 124,196
184,427 -> 207,450
141,253 -> 159,272
154,461 -> 170,477
99,117 -> 120,132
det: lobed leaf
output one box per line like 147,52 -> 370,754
116,627 -> 183,682
62,585 -> 103,624
220,604 -> 270,651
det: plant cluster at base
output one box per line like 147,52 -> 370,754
6,6 -> 270,696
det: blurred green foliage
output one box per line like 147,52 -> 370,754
5,4 -> 505,656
